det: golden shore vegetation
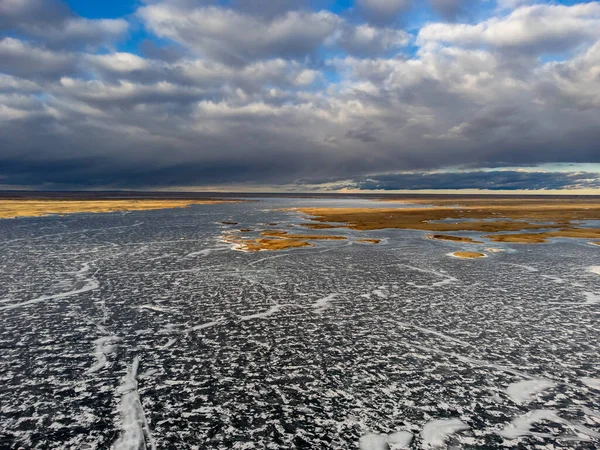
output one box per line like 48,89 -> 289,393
0,199 -> 239,219
297,197 -> 600,245
222,229 -> 347,252
451,251 -> 487,259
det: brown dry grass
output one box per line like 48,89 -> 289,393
425,234 -> 482,244
296,197 -> 600,244
0,199 -> 237,219
260,230 -> 347,240
223,229 -> 347,251
238,238 -> 314,251
451,251 -> 486,259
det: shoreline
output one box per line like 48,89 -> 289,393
0,199 -> 244,219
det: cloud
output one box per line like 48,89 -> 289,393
138,4 -> 340,65
356,0 -> 412,25
1,0 -> 600,190
428,0 -> 478,20
0,0 -> 127,49
417,2 -> 600,54
337,24 -> 410,56
418,4 -> 600,55
312,170 -> 600,191
0,38 -> 78,79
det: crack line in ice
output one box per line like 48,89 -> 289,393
139,305 -> 171,313
413,345 -> 581,390
501,263 -> 538,272
161,338 -> 178,349
184,247 -> 228,258
547,291 -> 600,307
399,323 -> 471,346
113,356 -> 156,450
240,304 -> 290,321
400,264 -> 458,288
0,262 -> 99,311
0,222 -> 143,246
413,345 -> 534,379
498,409 -> 600,441
188,319 -> 225,332
248,254 -> 288,267
313,293 -> 339,313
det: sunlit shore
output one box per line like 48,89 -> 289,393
296,197 -> 600,244
0,199 -> 242,219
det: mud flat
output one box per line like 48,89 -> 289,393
0,199 -> 241,219
296,197 -> 600,244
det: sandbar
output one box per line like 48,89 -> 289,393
357,239 -> 381,244
450,252 -> 487,259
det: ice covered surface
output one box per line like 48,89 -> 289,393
0,197 -> 599,449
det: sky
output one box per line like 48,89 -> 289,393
1,0 -> 600,193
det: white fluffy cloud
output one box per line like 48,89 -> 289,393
138,4 -> 340,65
418,3 -> 600,53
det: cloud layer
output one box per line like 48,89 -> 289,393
1,0 -> 600,190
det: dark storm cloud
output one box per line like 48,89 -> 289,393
1,1 -> 600,190
0,0 -> 127,50
427,0 -> 477,20
355,0 -> 412,25
347,171 -> 600,191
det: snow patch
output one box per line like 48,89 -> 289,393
506,379 -> 556,405
582,378 -> 600,390
421,418 -> 469,448
359,431 -> 413,450
87,335 -> 121,374
313,293 -> 339,313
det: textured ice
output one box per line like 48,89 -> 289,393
0,198 -> 599,449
